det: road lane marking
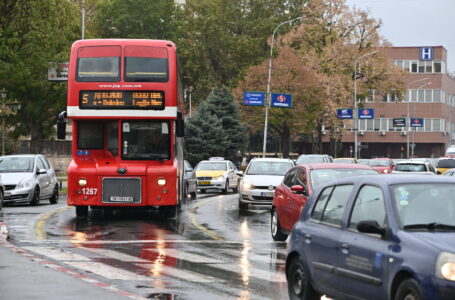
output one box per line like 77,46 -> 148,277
35,206 -> 72,240
144,248 -> 223,264
23,246 -> 91,261
20,239 -> 288,245
188,197 -> 225,240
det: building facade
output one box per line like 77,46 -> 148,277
334,46 -> 455,159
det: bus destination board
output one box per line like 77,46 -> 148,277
80,90 -> 165,110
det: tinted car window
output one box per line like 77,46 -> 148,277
437,159 -> 455,168
312,186 -> 334,220
320,185 -> 353,226
349,185 -> 386,230
283,169 -> 297,187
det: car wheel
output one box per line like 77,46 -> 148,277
0,189 -> 3,210
394,278 -> 422,300
271,208 -> 288,241
233,180 -> 240,193
222,180 -> 229,194
49,185 -> 59,204
75,206 -> 88,218
287,256 -> 320,300
30,187 -> 40,206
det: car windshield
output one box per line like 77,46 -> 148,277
296,155 -> 326,164
357,159 -> 371,166
394,163 -> 426,172
437,159 -> 455,168
0,157 -> 34,173
392,183 -> 455,230
196,162 -> 227,171
310,168 -> 378,190
246,161 -> 293,176
333,159 -> 353,164
370,160 -> 390,167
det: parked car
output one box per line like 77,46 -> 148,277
436,158 -> 455,175
333,157 -> 357,164
0,176 -> 3,210
357,159 -> 372,166
295,154 -> 332,165
0,155 -> 59,206
238,158 -> 294,210
392,160 -> 436,175
286,175 -> 455,300
184,160 -> 197,200
194,158 -> 241,194
370,157 -> 395,174
271,163 -> 379,241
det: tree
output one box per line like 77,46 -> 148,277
92,0 -> 182,41
185,86 -> 248,164
0,0 -> 80,145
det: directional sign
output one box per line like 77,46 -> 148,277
393,118 -> 406,127
48,62 -> 69,81
243,91 -> 265,106
410,118 -> 424,127
358,108 -> 374,119
271,93 -> 292,108
337,109 -> 353,119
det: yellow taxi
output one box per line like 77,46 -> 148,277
436,157 -> 455,174
194,158 -> 241,194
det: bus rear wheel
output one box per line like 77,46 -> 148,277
75,206 -> 88,218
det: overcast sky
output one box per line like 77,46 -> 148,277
345,0 -> 455,73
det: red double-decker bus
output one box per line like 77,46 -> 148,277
57,39 -> 185,218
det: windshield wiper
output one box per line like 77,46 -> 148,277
403,223 -> 455,231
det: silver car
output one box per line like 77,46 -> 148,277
0,155 -> 59,206
239,158 -> 294,210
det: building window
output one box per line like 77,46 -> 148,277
434,61 -> 441,73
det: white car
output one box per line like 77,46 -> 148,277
391,160 -> 437,175
0,155 -> 59,206
194,159 -> 241,194
239,158 -> 294,210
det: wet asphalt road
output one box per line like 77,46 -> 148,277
0,191 -> 290,300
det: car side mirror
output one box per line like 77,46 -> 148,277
36,168 -> 47,175
236,171 -> 244,177
357,220 -> 386,237
291,185 -> 306,195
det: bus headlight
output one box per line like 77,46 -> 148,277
436,252 -> 455,281
78,178 -> 87,187
157,177 -> 166,186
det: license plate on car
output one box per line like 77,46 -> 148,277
110,196 -> 134,202
199,181 -> 211,185
261,192 -> 275,197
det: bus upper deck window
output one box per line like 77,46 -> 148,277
77,46 -> 121,82
124,46 -> 168,82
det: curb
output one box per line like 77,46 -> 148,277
0,222 -> 9,240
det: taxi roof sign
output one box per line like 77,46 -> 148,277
209,157 -> 224,161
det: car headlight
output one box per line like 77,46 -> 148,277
384,169 -> 389,174
215,175 -> 225,181
16,179 -> 34,189
242,181 -> 253,190
436,252 -> 455,281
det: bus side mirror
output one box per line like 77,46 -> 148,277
176,119 -> 184,137
57,111 -> 67,140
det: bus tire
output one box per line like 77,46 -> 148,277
75,206 -> 88,218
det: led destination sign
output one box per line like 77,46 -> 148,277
80,90 -> 165,110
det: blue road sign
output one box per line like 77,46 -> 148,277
243,91 -> 265,106
420,47 -> 433,60
410,118 -> 424,127
271,93 -> 292,108
358,108 -> 375,119
337,108 -> 353,119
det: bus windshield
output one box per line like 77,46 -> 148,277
122,121 -> 170,160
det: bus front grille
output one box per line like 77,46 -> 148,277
102,177 -> 142,204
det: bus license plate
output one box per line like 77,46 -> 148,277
199,181 -> 211,185
261,192 -> 274,197
110,196 -> 134,202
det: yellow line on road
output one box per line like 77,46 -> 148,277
188,198 -> 224,241
35,206 -> 72,240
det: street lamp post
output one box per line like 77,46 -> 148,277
0,88 -> 22,156
406,78 -> 430,159
353,51 -> 378,159
262,16 -> 303,158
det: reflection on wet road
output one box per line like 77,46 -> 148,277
4,192 -> 289,299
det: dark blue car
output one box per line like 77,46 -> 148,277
286,175 -> 455,300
